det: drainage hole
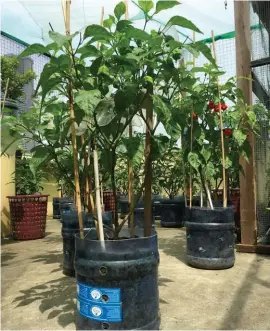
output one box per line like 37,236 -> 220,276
99,266 -> 107,276
102,322 -> 110,330
102,294 -> 109,302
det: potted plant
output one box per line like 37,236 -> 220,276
15,0 -> 214,328
154,145 -> 186,227
181,63 -> 258,269
7,156 -> 49,240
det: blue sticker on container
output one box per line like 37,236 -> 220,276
77,282 -> 122,322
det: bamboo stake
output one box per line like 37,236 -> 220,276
189,31 -> 196,208
93,148 -> 105,242
125,0 -> 135,237
211,30 -> 227,208
97,7 -> 104,50
62,0 -> 84,239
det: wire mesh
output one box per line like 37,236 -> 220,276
250,1 -> 270,244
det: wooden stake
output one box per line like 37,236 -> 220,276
234,0 -> 256,246
211,30 -> 227,208
62,0 -> 84,239
97,7 -> 104,50
189,31 -> 196,208
93,148 -> 105,243
125,0 -> 135,237
144,72 -> 153,237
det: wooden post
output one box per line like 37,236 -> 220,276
211,30 -> 227,208
234,1 -> 257,248
125,0 -> 135,236
144,76 -> 153,237
62,0 -> 84,238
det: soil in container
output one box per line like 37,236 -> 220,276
185,206 -> 235,270
75,228 -> 160,330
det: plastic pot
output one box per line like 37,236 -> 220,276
7,194 -> 49,240
75,228 -> 160,330
53,197 -> 61,219
61,211 -> 114,277
160,198 -> 186,228
185,206 -> 235,270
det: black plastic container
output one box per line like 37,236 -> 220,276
160,197 -> 186,227
62,211 -> 114,276
53,197 -> 60,219
60,198 -> 75,222
75,229 -> 160,330
152,195 -> 165,220
185,206 -> 235,270
128,206 -> 155,229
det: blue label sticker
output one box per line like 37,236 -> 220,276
77,283 -> 122,322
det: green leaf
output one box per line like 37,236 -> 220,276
165,16 -> 202,33
200,147 -> 211,162
155,1 -> 180,14
116,20 -> 132,31
31,145 -> 51,158
77,44 -> 100,58
124,26 -> 150,40
122,135 -> 144,166
225,156 -> 232,169
138,0 -> 154,13
84,25 -> 112,41
114,1 -> 126,20
18,44 -> 48,58
74,90 -> 101,115
151,135 -> 170,161
153,95 -> 171,126
195,41 -> 216,66
41,77 -> 62,103
103,17 -> 114,29
48,31 -> 73,47
233,129 -> 246,146
188,152 -> 201,171
98,65 -> 110,76
95,100 -> 116,126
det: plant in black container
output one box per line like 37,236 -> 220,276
181,62 -> 258,270
156,146 -> 186,227
16,0 -> 215,328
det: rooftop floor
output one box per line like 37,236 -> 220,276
1,219 -> 270,330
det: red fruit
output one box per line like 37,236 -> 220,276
214,104 -> 221,112
221,103 -> 228,110
208,100 -> 215,109
224,128 -> 232,136
192,113 -> 198,120
246,132 -> 251,137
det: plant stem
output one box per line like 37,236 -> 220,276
110,147 -> 119,235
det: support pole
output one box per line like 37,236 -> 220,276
125,0 -> 135,237
234,0 -> 257,247
62,0 -> 84,238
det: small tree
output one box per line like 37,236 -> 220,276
1,56 -> 36,100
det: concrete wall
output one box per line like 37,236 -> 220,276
41,181 -> 59,217
1,155 -> 15,237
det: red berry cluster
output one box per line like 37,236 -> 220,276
223,128 -> 232,137
192,113 -> 198,120
208,101 -> 228,113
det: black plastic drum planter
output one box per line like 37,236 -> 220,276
53,197 -> 61,219
75,230 -> 160,330
160,198 -> 186,228
185,206 -> 235,270
62,211 -> 113,277
152,195 -> 165,220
